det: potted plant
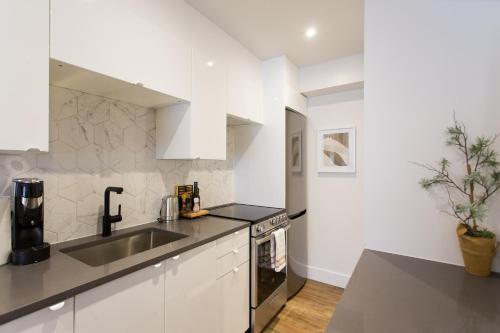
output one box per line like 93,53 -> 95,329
417,117 -> 500,276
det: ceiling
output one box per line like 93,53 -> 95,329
186,0 -> 364,67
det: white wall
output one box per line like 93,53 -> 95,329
299,53 -> 364,97
307,89 -> 364,287
365,0 -> 500,270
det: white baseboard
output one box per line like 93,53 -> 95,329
306,264 -> 351,288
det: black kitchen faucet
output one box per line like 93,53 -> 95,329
102,186 -> 123,237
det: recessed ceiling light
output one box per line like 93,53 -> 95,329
306,27 -> 317,39
206,61 -> 214,67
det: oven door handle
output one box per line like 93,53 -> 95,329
255,234 -> 272,245
255,224 -> 290,245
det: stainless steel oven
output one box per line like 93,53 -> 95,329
251,214 -> 289,333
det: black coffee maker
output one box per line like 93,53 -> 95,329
10,178 -> 50,265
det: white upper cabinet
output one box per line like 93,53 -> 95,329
191,48 -> 227,159
156,47 -> 227,160
74,263 -> 165,333
0,298 -> 73,333
285,84 -> 307,116
227,55 -> 263,124
285,58 -> 307,116
50,0 -> 191,103
0,0 -> 49,152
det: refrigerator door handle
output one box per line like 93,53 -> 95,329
288,209 -> 307,220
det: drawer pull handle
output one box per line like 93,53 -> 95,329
154,262 -> 162,268
173,255 -> 180,260
232,249 -> 239,254
49,302 -> 65,311
233,267 -> 239,273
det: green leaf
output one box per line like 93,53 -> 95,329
419,178 -> 434,189
446,126 -> 463,135
493,171 -> 500,182
470,203 -> 487,222
463,171 -> 482,185
440,158 -> 450,171
485,154 -> 499,168
469,229 -> 496,239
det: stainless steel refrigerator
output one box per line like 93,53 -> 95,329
286,108 -> 308,298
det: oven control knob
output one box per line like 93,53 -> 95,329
271,218 -> 277,225
256,225 -> 264,233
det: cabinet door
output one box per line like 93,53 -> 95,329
217,261 -> 250,333
227,66 -> 263,124
191,48 -> 227,160
50,0 -> 191,101
227,66 -> 247,119
74,263 -> 165,333
165,242 -> 217,333
245,79 -> 263,123
0,298 -> 73,333
285,84 -> 307,116
0,0 -> 49,152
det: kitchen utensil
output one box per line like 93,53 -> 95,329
159,195 -> 179,222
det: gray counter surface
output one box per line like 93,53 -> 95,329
0,217 -> 249,325
327,249 -> 500,333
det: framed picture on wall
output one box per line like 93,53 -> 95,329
291,131 -> 302,173
317,126 -> 356,173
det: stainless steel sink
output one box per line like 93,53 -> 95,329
60,228 -> 188,266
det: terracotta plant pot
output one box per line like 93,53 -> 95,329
457,224 -> 498,277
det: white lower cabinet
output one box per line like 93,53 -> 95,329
217,261 -> 250,333
215,229 -> 250,333
74,263 -> 165,333
165,242 -> 217,333
0,298 -> 73,333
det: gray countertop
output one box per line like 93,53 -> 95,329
327,250 -> 500,333
0,216 -> 249,325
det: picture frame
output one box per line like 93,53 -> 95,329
317,126 -> 356,173
291,131 -> 302,173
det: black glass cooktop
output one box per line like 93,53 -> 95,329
208,204 -> 285,224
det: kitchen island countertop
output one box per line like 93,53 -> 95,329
327,249 -> 500,333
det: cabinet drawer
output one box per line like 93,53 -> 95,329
216,228 -> 249,258
216,243 -> 249,278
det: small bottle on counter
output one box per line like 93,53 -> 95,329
192,182 -> 201,213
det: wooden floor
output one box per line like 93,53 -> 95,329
262,280 -> 344,333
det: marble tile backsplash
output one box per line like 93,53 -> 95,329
0,86 -> 234,264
